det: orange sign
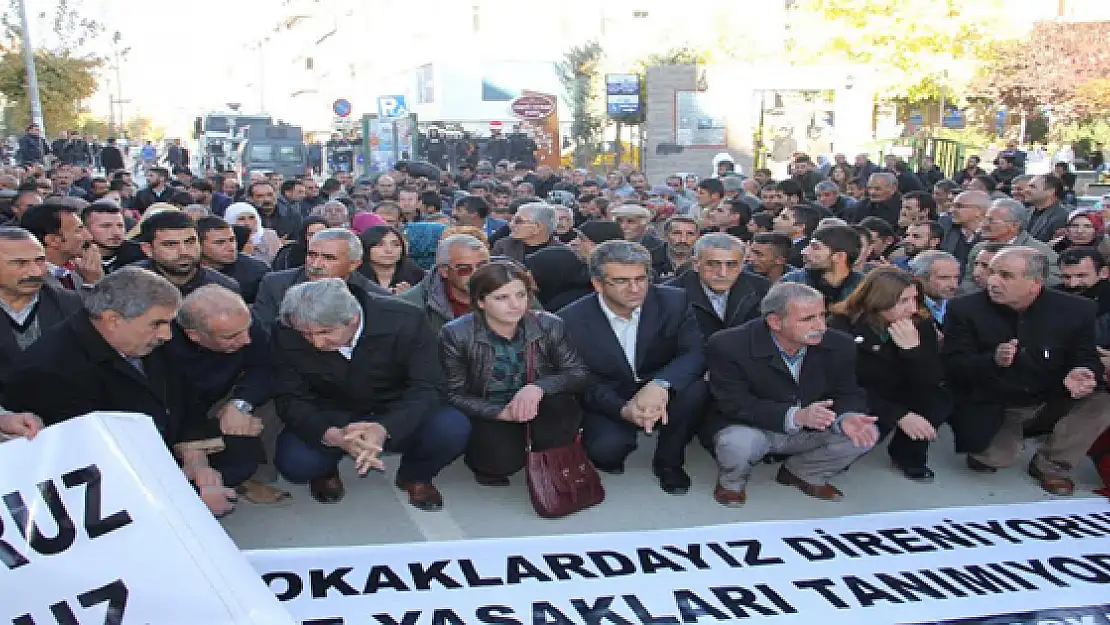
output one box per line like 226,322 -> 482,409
513,90 -> 560,170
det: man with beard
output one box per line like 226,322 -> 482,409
660,216 -> 698,278
850,172 -> 901,229
5,267 -> 237,515
892,221 -> 943,271
248,181 -> 301,239
196,216 -> 269,304
0,227 -> 82,395
782,225 -> 864,307
134,167 -> 175,213
1057,246 -> 1110,346
134,211 -> 240,297
908,250 -> 961,327
83,202 -> 145,273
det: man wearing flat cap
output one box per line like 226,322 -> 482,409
612,204 -> 668,279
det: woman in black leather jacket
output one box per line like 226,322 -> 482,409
439,260 -> 591,486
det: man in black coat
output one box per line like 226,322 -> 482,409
133,210 -> 240,297
525,220 -> 623,311
196,216 -> 269,304
557,240 -> 707,495
705,283 -> 878,506
942,247 -> 1110,495
251,228 -> 388,325
849,172 -> 901,229
4,267 -> 236,516
664,232 -> 768,343
83,202 -> 146,273
271,279 -> 469,510
0,227 -> 83,398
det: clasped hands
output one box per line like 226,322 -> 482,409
621,382 -> 670,433
326,422 -> 389,476
497,384 -> 545,423
795,399 -> 879,448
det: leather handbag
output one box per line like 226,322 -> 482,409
525,426 -> 605,518
521,342 -> 604,518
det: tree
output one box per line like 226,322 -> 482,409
0,0 -> 105,133
786,0 -> 1012,104
0,50 -> 98,132
975,21 -> 1110,124
556,41 -> 606,169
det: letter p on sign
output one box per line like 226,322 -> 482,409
377,95 -> 408,120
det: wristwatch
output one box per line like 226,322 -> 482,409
231,399 -> 254,414
651,379 -> 672,391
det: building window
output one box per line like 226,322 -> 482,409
416,64 -> 435,104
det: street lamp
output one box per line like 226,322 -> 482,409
111,31 -> 131,137
17,0 -> 45,131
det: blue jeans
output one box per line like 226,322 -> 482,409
274,406 -> 470,484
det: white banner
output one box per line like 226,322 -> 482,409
246,499 -> 1110,625
0,412 -> 295,625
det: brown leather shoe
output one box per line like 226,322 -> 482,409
775,466 -> 843,501
309,472 -> 345,504
236,479 -> 292,505
1027,460 -> 1075,496
713,483 -> 747,507
395,477 -> 444,511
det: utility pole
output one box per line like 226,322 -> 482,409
17,0 -> 45,132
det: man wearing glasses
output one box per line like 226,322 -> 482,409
400,233 -> 490,333
557,240 -> 707,495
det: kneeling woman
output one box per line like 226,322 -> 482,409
829,267 -> 949,482
440,261 -> 591,486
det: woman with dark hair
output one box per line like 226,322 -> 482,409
829,163 -> 854,192
828,267 -> 949,482
1051,209 -> 1104,253
439,261 -> 590,486
357,225 -> 425,294
270,216 -> 328,271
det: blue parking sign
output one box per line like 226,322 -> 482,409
377,95 -> 408,120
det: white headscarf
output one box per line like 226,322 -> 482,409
223,202 -> 265,245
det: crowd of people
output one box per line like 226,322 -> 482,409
2,137 -> 1110,520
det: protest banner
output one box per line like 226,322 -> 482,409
247,498 -> 1110,625
0,412 -> 295,625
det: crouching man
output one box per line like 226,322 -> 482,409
271,278 -> 470,510
705,282 -> 879,506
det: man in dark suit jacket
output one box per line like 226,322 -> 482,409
133,210 -> 240,297
271,278 -> 469,510
557,240 -> 707,495
195,216 -> 269,304
942,247 -> 1110,496
705,282 -> 878,507
252,228 -> 389,325
4,267 -> 236,516
0,227 -> 83,399
664,232 -> 769,342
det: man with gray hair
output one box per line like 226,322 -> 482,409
664,232 -> 769,342
401,233 -> 498,332
252,227 -> 388,325
5,266 -> 237,516
704,282 -> 878,506
491,201 -> 559,262
271,278 -> 469,509
849,172 -> 901,228
558,240 -> 708,494
964,198 -> 1061,287
943,247 -> 1110,496
908,250 -> 961,327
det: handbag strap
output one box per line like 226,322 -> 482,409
526,423 -> 533,452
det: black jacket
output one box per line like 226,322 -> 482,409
524,245 -> 592,311
704,318 -> 868,438
100,145 -> 125,172
663,269 -> 769,343
133,186 -> 175,214
828,315 -> 949,434
271,288 -> 443,445
218,254 -> 270,304
942,288 -> 1101,450
5,313 -> 218,450
850,193 -> 902,229
103,240 -> 146,274
165,318 -> 273,410
357,259 -> 426,292
439,311 -> 590,420
18,133 -> 48,164
0,284 -> 82,398
556,286 -> 705,419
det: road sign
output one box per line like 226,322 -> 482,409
377,95 -> 408,120
332,98 -> 352,118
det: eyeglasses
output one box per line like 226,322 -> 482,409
447,260 -> 489,276
602,275 -> 650,289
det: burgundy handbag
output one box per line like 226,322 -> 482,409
521,339 -> 604,518
525,426 -> 605,518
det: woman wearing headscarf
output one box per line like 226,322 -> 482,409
224,202 -> 282,263
1052,209 -> 1105,254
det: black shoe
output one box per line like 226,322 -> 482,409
894,463 -> 935,483
763,453 -> 789,464
594,462 -> 625,475
966,456 -> 997,474
653,466 -> 691,495
474,472 -> 510,487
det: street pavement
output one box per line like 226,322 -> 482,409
220,427 -> 1105,550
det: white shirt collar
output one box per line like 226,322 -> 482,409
338,312 -> 364,360
597,294 -> 640,324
